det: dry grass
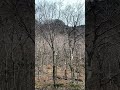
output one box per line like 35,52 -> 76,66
35,64 -> 85,89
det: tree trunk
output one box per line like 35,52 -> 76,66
65,59 -> 67,80
70,50 -> 74,83
52,50 -> 56,87
55,54 -> 58,82
37,67 -> 40,81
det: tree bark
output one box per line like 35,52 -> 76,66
52,50 -> 56,87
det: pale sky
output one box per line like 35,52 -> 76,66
35,0 -> 85,25
36,0 -> 85,6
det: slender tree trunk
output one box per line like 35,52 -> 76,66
52,49 -> 56,87
65,59 -> 67,80
5,43 -> 8,90
77,72 -> 79,84
55,55 -> 58,81
37,67 -> 40,81
72,69 -> 75,83
70,49 -> 74,83
41,58 -> 44,73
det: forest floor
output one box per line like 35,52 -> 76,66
35,65 -> 85,90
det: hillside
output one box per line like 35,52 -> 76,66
35,19 -> 85,89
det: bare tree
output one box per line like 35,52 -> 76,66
62,3 -> 84,83
86,0 -> 120,90
35,0 -> 85,89
36,1 -> 59,86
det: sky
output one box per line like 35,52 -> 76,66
35,0 -> 85,6
35,0 -> 85,25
